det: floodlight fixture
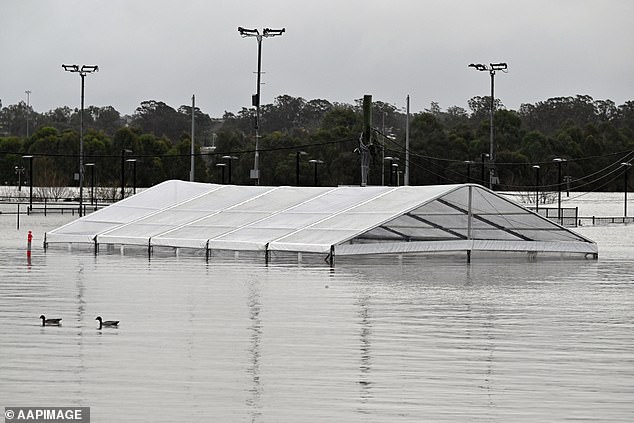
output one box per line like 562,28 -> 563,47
263,28 -> 285,36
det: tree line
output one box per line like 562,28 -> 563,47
1,94 -> 633,194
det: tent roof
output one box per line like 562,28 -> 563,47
46,180 -> 597,257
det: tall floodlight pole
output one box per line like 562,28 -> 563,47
238,26 -> 285,185
532,165 -> 540,212
622,162 -> 632,218
468,62 -> 507,189
25,90 -> 31,138
62,64 -> 99,217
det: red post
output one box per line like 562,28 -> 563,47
27,230 -> 33,257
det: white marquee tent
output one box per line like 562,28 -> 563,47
45,180 -> 598,264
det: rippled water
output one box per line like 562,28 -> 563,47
1,193 -> 633,422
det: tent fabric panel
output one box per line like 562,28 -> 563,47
511,229 -> 587,242
46,180 -> 215,242
272,228 -> 359,246
153,225 -> 240,242
267,241 -> 332,254
242,212 -> 332,230
225,186 -> 327,212
100,222 -> 179,240
308,212 -> 397,230
287,186 -> 390,214
95,235 -> 149,247
355,226 -> 461,241
335,239 -> 597,256
150,236 -> 208,250
214,227 -> 296,243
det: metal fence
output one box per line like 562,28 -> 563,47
528,206 -> 579,227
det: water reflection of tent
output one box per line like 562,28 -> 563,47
45,180 -> 598,265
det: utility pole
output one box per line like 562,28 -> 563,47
361,95 -> 372,186
238,26 -> 285,185
405,95 -> 410,186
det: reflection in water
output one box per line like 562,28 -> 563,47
356,293 -> 372,404
246,277 -> 262,422
76,261 -> 86,398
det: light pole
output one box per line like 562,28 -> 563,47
464,160 -> 474,183
384,156 -> 399,186
222,155 -> 239,184
14,165 -> 25,191
308,159 -> 324,186
238,26 -> 285,185
622,162 -> 632,218
532,165 -> 540,212
121,148 -> 132,200
25,90 -> 31,138
126,159 -> 137,195
553,158 -> 566,224
392,163 -> 400,186
22,155 -> 33,211
296,151 -> 307,186
216,163 -> 227,184
480,153 -> 489,185
62,64 -> 99,217
85,163 -> 95,206
469,62 -> 507,189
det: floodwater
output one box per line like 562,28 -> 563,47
0,192 -> 633,422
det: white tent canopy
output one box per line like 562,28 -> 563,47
45,180 -> 598,260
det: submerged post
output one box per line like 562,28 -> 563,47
265,243 -> 270,265
329,245 -> 335,268
467,185 -> 473,263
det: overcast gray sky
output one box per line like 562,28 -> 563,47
2,0 -> 633,117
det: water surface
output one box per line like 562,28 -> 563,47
1,195 -> 632,422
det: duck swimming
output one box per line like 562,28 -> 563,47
39,315 -> 62,326
95,316 -> 119,329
